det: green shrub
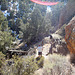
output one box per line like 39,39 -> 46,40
2,55 -> 38,75
0,52 -> 5,75
36,56 -> 44,68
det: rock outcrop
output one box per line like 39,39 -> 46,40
65,16 -> 75,64
65,16 -> 75,54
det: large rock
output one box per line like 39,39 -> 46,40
65,16 -> 75,54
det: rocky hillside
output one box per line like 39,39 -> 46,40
33,16 -> 75,75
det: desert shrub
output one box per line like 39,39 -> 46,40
42,54 -> 72,75
36,56 -> 44,68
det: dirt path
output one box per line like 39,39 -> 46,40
34,44 -> 51,75
35,44 -> 51,58
42,44 -> 51,57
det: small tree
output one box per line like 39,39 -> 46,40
0,11 -> 13,54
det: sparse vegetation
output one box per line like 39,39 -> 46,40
36,54 -> 73,75
0,0 -> 75,75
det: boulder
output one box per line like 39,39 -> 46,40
65,16 -> 75,54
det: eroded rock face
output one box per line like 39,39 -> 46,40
65,16 -> 75,54
65,16 -> 75,65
